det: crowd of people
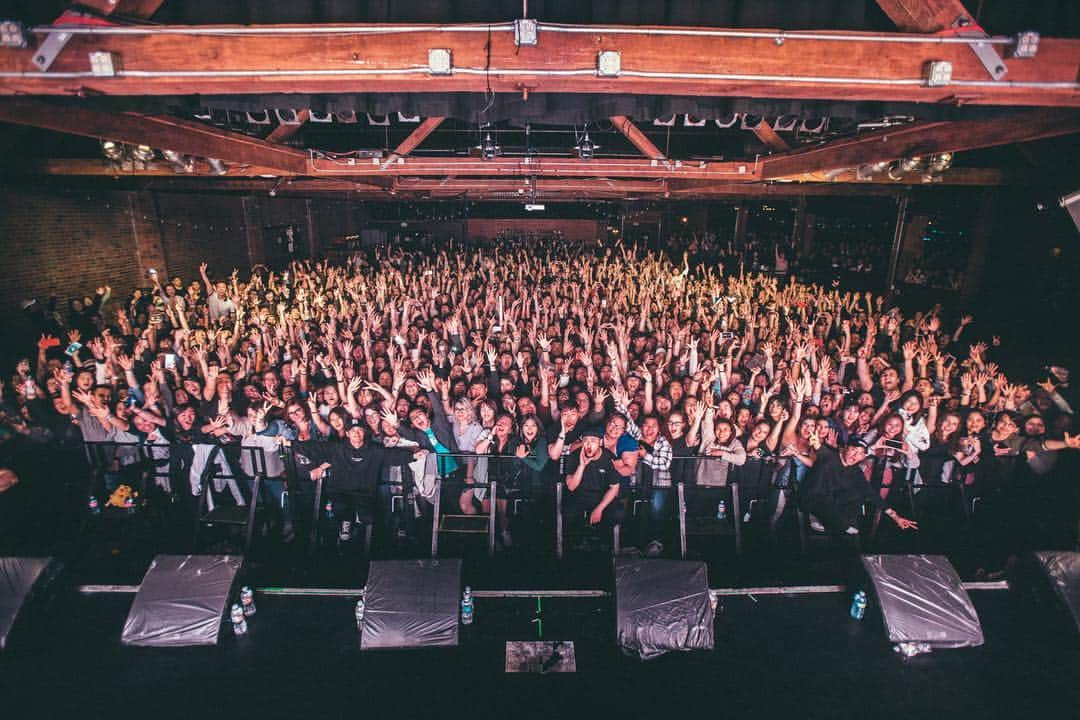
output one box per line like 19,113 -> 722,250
1,236 -> 1076,574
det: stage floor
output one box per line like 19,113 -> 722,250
1,585 -> 1075,718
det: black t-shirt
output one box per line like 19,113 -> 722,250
566,448 -> 620,502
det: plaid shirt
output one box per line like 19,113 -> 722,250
618,404 -> 673,488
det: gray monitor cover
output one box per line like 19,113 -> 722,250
361,559 -> 462,649
121,555 -> 243,647
615,558 -> 714,660
0,557 -> 61,650
1033,551 -> 1080,634
862,554 -> 983,648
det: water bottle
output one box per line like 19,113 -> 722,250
850,590 -> 867,621
716,499 -> 727,521
461,586 -> 474,626
240,586 -> 256,617
324,501 -> 335,520
230,603 -> 248,636
88,495 -> 101,515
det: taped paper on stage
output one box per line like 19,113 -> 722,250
505,641 -> 577,672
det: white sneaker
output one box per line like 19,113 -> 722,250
809,516 -> 826,533
339,520 -> 353,542
845,526 -> 860,536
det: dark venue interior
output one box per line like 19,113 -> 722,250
0,1 -> 1078,716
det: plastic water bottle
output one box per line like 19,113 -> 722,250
324,501 -> 335,520
850,590 -> 867,620
461,586 -> 474,626
716,499 -> 727,521
88,495 -> 101,515
355,595 -> 366,629
230,603 -> 248,636
240,586 -> 256,617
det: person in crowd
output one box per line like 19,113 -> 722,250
3,237 -> 1076,570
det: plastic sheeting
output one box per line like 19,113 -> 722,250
861,554 -> 983,649
614,559 -> 714,661
0,557 -> 61,650
121,555 -> 243,647
1032,551 -> 1080,635
361,559 -> 461,650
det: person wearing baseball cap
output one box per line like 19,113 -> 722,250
799,433 -> 918,537
563,426 -> 623,530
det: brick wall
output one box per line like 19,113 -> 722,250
155,193 -> 249,286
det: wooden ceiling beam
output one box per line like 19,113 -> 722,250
0,99 -> 309,173
0,22 -> 1077,107
75,1 -> 165,19
382,116 -> 445,167
264,109 -> 310,144
609,116 -> 666,160
874,0 -> 975,34
746,116 -> 790,153
760,109 -> 1080,179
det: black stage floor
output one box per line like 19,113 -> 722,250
2,581 -> 1076,719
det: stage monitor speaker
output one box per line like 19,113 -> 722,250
614,558 -> 714,660
121,555 -> 243,647
860,555 -> 984,649
361,559 -> 462,650
1010,551 -> 1080,642
1,557 -> 63,650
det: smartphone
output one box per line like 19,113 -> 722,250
164,353 -> 177,370
884,439 -> 904,450
65,342 -> 82,356
719,332 -> 735,340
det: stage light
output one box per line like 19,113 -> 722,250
428,48 -> 453,75
680,216 -> 689,224
653,115 -> 676,127
481,132 -> 500,160
309,111 -> 333,123
924,60 -> 953,87
597,50 -> 621,77
0,20 -> 28,48
887,161 -> 905,181
930,152 -> 953,172
88,51 -> 118,77
207,158 -> 228,176
101,140 -> 124,162
334,110 -> 357,123
1010,31 -> 1039,59
525,204 -> 545,211
900,156 -> 924,173
714,113 -> 739,129
132,144 -> 155,163
576,131 -> 595,160
162,149 -> 195,173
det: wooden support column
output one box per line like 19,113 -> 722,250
962,189 -> 999,302
126,191 -> 167,279
886,195 -> 911,293
241,196 -> 265,266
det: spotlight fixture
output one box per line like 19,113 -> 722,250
162,149 -> 195,173
428,48 -> 453,75
275,108 -> 301,125
899,156 -> 924,173
714,113 -> 740,129
309,111 -> 333,123
1010,31 -> 1039,59
245,110 -> 272,125
596,50 -> 621,77
575,129 -> 596,160
653,115 -> 676,127
206,158 -> 228,176
924,60 -> 953,87
480,132 -> 500,160
131,144 -> 155,163
101,140 -> 124,162
887,161 -> 905,181
334,110 -> 357,124
929,152 -> 953,173
88,51 -> 118,77
0,20 -> 27,47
